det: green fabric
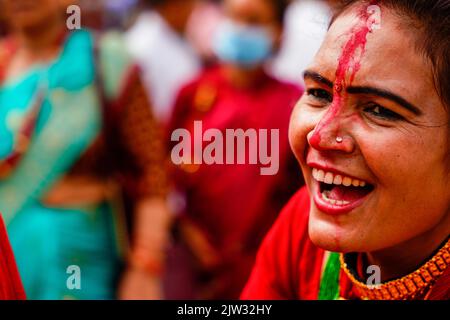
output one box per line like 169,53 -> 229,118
0,29 -> 131,299
98,31 -> 133,101
318,252 -> 341,300
8,203 -> 120,300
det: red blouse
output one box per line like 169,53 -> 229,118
241,187 -> 449,300
241,187 -> 326,299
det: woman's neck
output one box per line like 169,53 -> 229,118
5,18 -> 67,81
366,212 -> 450,282
14,17 -> 66,61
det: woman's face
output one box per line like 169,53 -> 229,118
224,0 -> 282,45
226,0 -> 277,25
2,0 -> 66,30
289,6 -> 450,253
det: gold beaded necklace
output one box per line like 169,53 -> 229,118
340,238 -> 450,300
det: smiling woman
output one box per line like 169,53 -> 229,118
242,0 -> 450,300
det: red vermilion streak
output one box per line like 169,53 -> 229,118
310,1 -> 379,148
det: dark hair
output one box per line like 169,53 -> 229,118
146,0 -> 290,24
334,0 -> 450,118
265,0 -> 291,25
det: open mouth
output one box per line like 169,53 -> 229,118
312,168 -> 374,214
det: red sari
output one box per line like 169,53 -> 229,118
0,215 -> 25,300
242,187 -> 450,300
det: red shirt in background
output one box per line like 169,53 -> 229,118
166,66 -> 303,299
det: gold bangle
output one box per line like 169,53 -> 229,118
128,247 -> 164,276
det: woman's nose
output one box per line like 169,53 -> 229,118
307,110 -> 355,154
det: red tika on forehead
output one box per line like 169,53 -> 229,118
336,0 -> 380,90
310,1 -> 380,148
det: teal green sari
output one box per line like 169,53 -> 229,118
0,30 -> 131,300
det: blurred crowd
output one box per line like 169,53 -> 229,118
0,0 -> 336,300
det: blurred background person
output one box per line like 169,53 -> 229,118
76,0 -> 138,31
185,0 -> 224,65
271,0 -> 333,85
165,0 -> 303,299
0,0 -> 171,299
103,0 -> 139,29
126,0 -> 202,125
77,0 -> 106,30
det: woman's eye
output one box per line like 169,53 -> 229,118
364,104 -> 404,121
306,89 -> 332,103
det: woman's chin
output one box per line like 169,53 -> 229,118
308,209 -> 362,253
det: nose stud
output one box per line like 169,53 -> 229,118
336,136 -> 343,143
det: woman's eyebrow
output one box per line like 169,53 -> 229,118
303,70 -> 422,116
303,70 -> 333,88
347,86 -> 422,116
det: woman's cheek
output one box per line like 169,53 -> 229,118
288,103 -> 302,158
355,127 -> 406,178
289,101 -> 316,162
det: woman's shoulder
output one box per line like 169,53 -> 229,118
242,187 -> 325,300
94,30 -> 136,101
271,186 -> 314,253
275,186 -> 310,227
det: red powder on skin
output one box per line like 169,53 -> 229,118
310,1 -> 379,148
309,1 -> 380,250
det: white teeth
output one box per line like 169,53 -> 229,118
317,170 -> 325,182
342,177 -> 352,187
321,191 -> 351,206
312,168 -> 326,182
324,172 -> 334,184
333,175 -> 343,185
312,168 -> 368,189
